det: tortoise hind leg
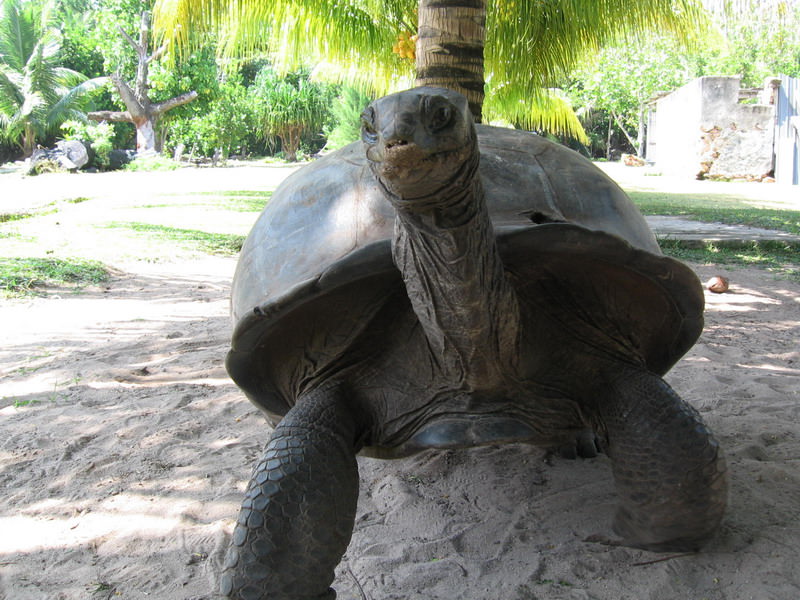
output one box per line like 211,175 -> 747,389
599,367 -> 727,551
220,384 -> 360,600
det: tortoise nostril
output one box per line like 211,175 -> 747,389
385,139 -> 409,150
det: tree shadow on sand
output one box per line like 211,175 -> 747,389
1,263 -> 799,599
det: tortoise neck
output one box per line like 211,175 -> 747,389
391,174 -> 520,387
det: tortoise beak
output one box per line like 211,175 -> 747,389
365,136 -> 418,164
373,141 -> 431,186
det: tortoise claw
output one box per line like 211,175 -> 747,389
556,428 -> 602,459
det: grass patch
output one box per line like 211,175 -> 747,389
0,230 -> 35,241
124,155 -> 181,172
658,239 -> 800,282
0,212 -> 33,223
0,257 -> 109,296
104,222 -> 245,254
1,204 -> 58,226
633,190 -> 800,281
144,190 -> 271,212
199,190 -> 271,212
630,191 -> 800,235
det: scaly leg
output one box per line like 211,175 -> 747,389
600,367 -> 727,551
220,384 -> 360,599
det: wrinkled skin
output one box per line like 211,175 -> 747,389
220,88 -> 727,600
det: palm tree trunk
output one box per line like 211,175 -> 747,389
415,0 -> 486,123
22,123 -> 36,158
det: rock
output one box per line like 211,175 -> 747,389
55,140 -> 90,169
108,149 -> 137,170
27,141 -> 90,175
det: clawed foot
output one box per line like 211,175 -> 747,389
554,428 -> 602,460
220,387 -> 359,600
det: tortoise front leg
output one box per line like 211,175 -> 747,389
599,367 -> 728,551
220,384 -> 360,600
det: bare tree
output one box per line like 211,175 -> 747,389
89,11 -> 197,154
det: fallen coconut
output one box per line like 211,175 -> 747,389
706,276 -> 730,293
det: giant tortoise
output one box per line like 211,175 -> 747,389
221,87 -> 727,600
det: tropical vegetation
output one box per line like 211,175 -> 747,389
250,67 -> 334,161
568,0 -> 800,157
0,0 -> 104,156
153,0 -> 709,141
1,0 -> 799,164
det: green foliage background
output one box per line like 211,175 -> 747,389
567,0 -> 800,157
2,0 -> 799,163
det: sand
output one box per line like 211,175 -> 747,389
1,164 -> 799,600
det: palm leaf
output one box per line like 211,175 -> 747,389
0,64 -> 23,112
24,36 -> 61,105
0,0 -> 98,154
486,0 -> 708,101
154,0 -> 413,93
153,0 -> 708,124
45,76 -> 107,133
484,86 -> 588,143
0,0 -> 27,72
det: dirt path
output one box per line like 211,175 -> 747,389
1,163 -> 799,600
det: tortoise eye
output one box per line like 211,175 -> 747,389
430,106 -> 451,131
361,107 -> 378,142
424,96 -> 453,132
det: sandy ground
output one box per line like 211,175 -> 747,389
1,162 -> 799,600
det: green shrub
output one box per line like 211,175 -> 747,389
61,120 -> 114,169
324,87 -> 372,151
166,79 -> 262,159
251,68 -> 336,161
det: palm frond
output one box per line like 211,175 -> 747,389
0,112 -> 23,145
19,88 -> 43,117
486,0 -> 709,101
0,0 -> 27,72
52,65 -> 89,88
24,37 -> 61,105
45,76 -> 107,133
154,0 -> 414,93
0,0 -> 98,153
153,0 -> 709,127
0,64 -> 23,113
484,86 -> 588,143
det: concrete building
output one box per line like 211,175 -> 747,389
774,74 -> 800,186
645,76 -> 782,181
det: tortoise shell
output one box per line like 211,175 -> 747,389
227,125 -> 703,426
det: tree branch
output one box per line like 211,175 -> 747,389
118,26 -> 140,53
132,12 -> 152,102
88,110 -> 133,123
152,90 -> 198,116
138,11 -> 151,51
610,109 -> 639,154
110,74 -> 145,116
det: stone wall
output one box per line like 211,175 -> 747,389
647,77 -> 779,180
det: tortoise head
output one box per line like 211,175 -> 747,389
361,87 -> 478,203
